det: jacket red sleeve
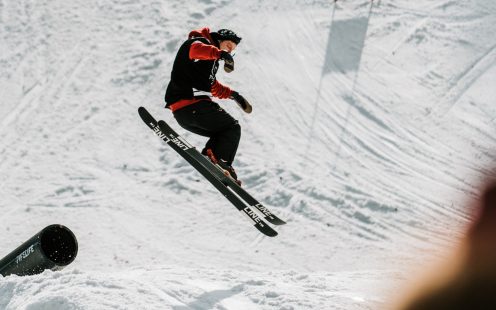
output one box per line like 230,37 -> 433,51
189,41 -> 221,60
211,80 -> 232,99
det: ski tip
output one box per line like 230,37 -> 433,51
269,218 -> 286,226
268,231 -> 278,237
256,223 -> 278,237
263,230 -> 278,237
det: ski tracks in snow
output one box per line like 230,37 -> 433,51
430,43 -> 496,116
283,0 -> 496,248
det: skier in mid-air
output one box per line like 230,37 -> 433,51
138,27 -> 285,235
164,27 -> 251,183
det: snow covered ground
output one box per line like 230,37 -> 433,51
1,0 -> 495,309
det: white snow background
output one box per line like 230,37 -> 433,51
1,0 -> 496,309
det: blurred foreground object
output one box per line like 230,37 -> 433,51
398,179 -> 496,310
0,224 -> 78,277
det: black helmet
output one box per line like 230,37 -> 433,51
215,29 -> 242,45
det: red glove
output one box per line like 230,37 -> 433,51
211,80 -> 232,99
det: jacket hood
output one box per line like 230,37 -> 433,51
188,27 -> 215,44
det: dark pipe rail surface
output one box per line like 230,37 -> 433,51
0,224 -> 78,277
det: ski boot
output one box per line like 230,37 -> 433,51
203,149 -> 242,186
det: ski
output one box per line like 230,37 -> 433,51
138,107 -> 279,237
156,119 -> 285,226
185,147 -> 286,226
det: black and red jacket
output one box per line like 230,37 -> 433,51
164,27 -> 233,111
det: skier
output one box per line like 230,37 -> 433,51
164,27 -> 251,183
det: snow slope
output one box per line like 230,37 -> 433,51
1,0 -> 495,309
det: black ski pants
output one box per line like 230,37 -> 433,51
173,100 -> 241,166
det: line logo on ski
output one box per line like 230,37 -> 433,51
254,204 -> 273,217
152,123 -> 170,142
152,124 -> 191,151
170,136 -> 193,151
243,207 -> 264,226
